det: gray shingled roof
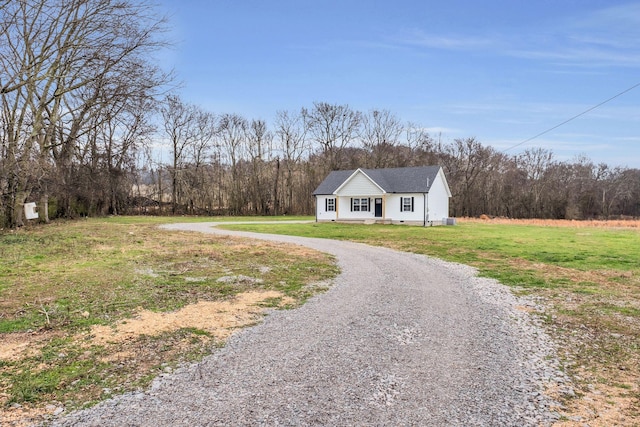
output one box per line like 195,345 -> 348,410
312,166 -> 443,195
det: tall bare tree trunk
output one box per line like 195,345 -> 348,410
13,190 -> 29,227
39,193 -> 50,223
272,157 -> 280,216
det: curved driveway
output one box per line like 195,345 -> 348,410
55,222 -> 559,426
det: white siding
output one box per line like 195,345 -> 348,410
337,171 -> 383,196
316,195 -> 337,221
385,193 -> 425,223
336,196 -> 375,220
426,169 -> 450,224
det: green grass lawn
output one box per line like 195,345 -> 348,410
100,215 -> 314,225
221,221 -> 640,288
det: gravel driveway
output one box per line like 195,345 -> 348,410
52,222 -> 566,426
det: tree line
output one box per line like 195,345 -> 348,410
2,0 -> 639,228
147,101 -> 640,221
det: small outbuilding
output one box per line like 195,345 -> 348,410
312,166 -> 452,226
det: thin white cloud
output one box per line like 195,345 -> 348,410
492,136 -> 612,154
612,136 -> 640,143
394,3 -> 640,69
573,3 -> 640,36
423,126 -> 460,134
445,100 -> 636,122
511,46 -> 640,68
567,34 -> 635,50
398,30 -> 497,50
491,118 -> 539,126
444,102 -> 515,115
508,3 -> 640,68
443,101 -> 586,119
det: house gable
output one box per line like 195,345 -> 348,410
334,169 -> 385,196
437,167 -> 452,197
312,170 -> 354,195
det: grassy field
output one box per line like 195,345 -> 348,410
222,219 -> 640,425
0,216 -> 335,425
2,216 -> 638,425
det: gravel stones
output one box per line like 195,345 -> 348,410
50,223 -> 568,427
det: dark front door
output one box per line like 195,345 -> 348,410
375,198 -> 383,217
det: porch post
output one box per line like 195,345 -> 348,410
382,194 -> 386,221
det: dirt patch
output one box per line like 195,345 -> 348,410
0,291 -> 292,364
550,372 -> 639,426
87,290 -> 292,346
0,330 -> 63,361
0,404 -> 53,427
515,305 -> 537,313
0,290 -> 295,426
505,257 -> 640,292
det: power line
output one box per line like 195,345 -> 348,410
503,81 -> 640,152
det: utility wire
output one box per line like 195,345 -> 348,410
503,81 -> 640,152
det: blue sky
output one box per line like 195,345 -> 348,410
157,1 -> 640,168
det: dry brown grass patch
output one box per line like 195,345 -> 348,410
87,290 -> 291,346
0,290 -> 297,426
551,371 -> 639,426
462,217 -> 640,229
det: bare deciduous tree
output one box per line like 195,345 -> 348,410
307,102 -> 361,171
517,148 -> 555,217
441,137 -> 499,217
361,109 -> 403,168
161,95 -> 216,214
274,109 -> 310,214
217,113 -> 248,215
246,119 -> 273,214
0,0 -> 169,227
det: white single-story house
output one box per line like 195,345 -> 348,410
313,166 -> 452,226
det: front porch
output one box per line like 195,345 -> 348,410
317,218 -> 430,226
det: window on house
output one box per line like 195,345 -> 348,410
401,197 -> 414,212
326,198 -> 335,212
351,198 -> 370,212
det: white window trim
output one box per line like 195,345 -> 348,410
401,196 -> 414,212
351,198 -> 370,212
326,198 -> 335,212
